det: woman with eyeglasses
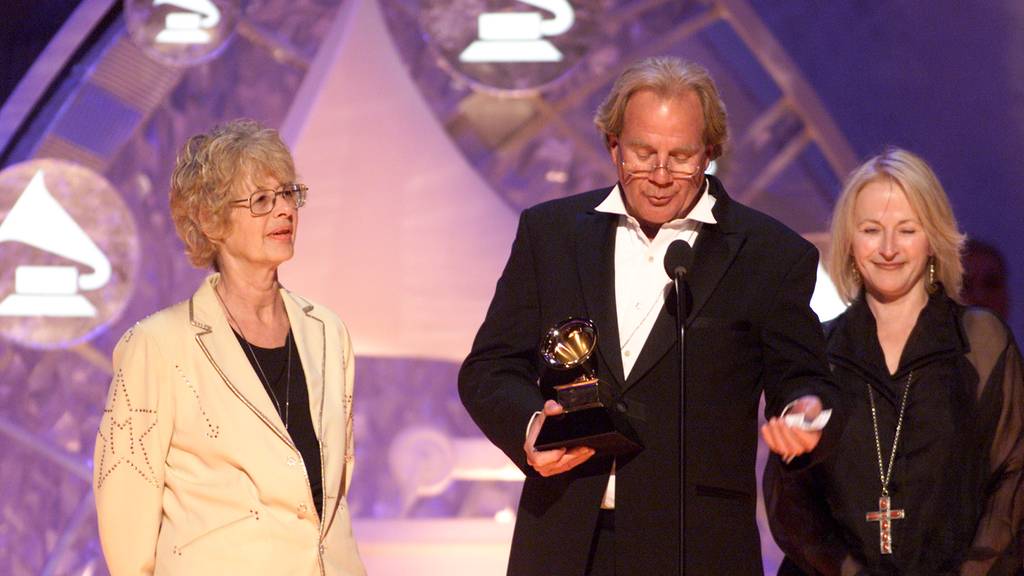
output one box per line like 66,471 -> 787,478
93,119 -> 365,575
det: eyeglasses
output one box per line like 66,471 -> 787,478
617,151 -> 705,181
230,183 -> 307,216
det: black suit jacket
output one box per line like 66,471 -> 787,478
459,177 -> 839,575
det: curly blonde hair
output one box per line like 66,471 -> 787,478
594,56 -> 729,159
169,119 -> 296,269
828,147 -> 965,303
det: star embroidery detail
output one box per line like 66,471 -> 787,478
95,369 -> 160,489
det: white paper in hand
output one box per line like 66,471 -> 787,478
782,408 -> 832,431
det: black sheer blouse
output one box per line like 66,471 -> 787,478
765,292 -> 1024,575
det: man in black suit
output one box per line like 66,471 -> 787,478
459,57 -> 840,575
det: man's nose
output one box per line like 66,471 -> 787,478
650,165 -> 673,185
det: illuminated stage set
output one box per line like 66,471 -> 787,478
1,0 -> 1020,574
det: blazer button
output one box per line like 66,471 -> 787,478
297,503 -> 309,519
615,402 -> 627,413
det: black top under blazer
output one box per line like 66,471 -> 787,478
459,176 -> 840,575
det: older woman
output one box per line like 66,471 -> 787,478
93,119 -> 365,575
764,148 -> 1024,575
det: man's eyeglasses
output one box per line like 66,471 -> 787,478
230,183 -> 308,216
617,151 -> 705,181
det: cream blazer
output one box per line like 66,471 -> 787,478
93,274 -> 365,576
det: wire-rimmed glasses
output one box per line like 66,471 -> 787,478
230,183 -> 308,216
617,150 -> 705,181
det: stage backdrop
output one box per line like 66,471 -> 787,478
20,0 -> 1017,574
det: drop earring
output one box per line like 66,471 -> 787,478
927,257 -> 938,294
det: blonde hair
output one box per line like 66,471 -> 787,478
169,119 -> 296,269
828,147 -> 965,303
594,56 -> 728,159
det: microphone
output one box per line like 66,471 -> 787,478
664,239 -> 694,279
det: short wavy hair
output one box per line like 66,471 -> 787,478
828,147 -> 965,303
594,56 -> 729,159
169,119 -> 296,269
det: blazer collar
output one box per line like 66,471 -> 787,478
575,194 -> 626,389
189,274 -> 327,449
826,290 -> 966,401
686,176 -> 745,322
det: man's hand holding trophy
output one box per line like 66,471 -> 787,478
530,318 -> 642,456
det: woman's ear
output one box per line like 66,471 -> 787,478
197,209 -> 223,242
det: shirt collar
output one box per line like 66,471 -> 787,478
826,290 -> 965,385
595,179 -> 717,226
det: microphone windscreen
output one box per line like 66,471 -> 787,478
664,239 -> 694,278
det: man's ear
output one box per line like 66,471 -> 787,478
607,134 -> 619,161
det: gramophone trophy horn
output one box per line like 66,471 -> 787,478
534,318 -> 641,455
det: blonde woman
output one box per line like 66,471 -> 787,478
765,148 -> 1024,575
93,119 -> 365,575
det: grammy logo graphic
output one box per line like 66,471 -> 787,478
397,0 -> 599,93
0,159 -> 139,348
459,0 -> 575,63
0,171 -> 110,318
153,0 -> 222,45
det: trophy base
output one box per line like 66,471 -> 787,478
534,407 -> 642,456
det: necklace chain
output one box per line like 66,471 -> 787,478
215,284 -> 292,428
866,371 -> 913,496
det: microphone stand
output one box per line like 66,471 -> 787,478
673,266 -> 689,575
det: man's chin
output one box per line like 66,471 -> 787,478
637,209 -> 676,227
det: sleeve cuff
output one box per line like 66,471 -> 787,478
525,410 -> 542,443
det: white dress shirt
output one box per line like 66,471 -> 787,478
592,180 -> 716,508
595,181 -> 716,380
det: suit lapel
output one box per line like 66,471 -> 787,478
685,222 -> 744,323
281,288 -> 335,530
622,178 -> 745,391
282,290 -> 325,440
575,208 -> 626,389
190,275 -> 294,448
